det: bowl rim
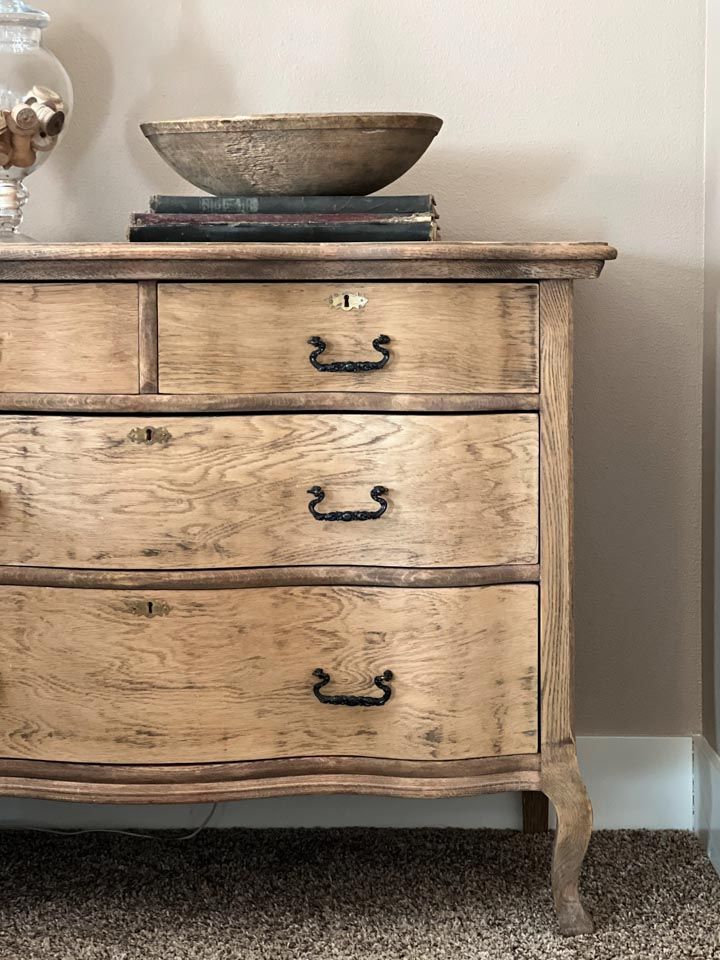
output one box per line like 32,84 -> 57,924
140,112 -> 443,136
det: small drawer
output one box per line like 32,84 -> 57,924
0,584 -> 539,764
0,283 -> 139,394
158,282 -> 539,395
0,413 -> 538,569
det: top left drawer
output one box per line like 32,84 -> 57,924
0,283 -> 139,394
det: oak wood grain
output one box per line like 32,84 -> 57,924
0,259 -> 608,282
0,752 -> 541,785
138,280 -> 158,394
0,241 -> 618,262
0,413 -> 539,569
0,391 -> 541,414
158,282 -> 539,395
0,283 -> 139,394
538,281 -> 593,934
0,756 -> 542,803
0,584 -> 539,764
540,281 -> 574,748
0,563 -> 540,590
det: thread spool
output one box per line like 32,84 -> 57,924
28,85 -> 63,111
31,131 -> 56,153
0,129 -> 12,167
10,132 -> 36,169
9,104 -> 39,135
32,102 -> 64,137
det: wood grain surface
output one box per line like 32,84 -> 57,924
0,259 -> 608,282
0,563 -> 539,590
0,413 -> 539,569
138,280 -> 158,394
0,391 -> 541,414
0,584 -> 539,764
0,241 -> 618,262
0,754 -> 542,803
158,282 -> 539,395
539,281 -> 574,748
0,283 -> 139,393
538,281 -> 593,934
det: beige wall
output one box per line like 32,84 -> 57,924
33,0 -> 706,735
705,0 -> 719,750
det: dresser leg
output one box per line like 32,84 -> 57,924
541,751 -> 594,936
522,790 -> 549,832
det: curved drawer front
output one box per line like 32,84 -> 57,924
0,413 -> 538,569
158,282 -> 539,395
0,584 -> 539,764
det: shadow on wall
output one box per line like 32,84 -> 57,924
395,146 -> 584,240
127,0 -> 247,194
36,18 -> 114,229
573,255 -> 703,735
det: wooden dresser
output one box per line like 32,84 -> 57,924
0,241 -> 615,935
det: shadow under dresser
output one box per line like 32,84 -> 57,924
0,240 -> 616,935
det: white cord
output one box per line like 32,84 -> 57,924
9,802 -> 218,841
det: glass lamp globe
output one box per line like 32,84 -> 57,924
0,0 -> 72,241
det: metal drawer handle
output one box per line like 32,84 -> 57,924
312,668 -> 393,707
307,484 -> 388,521
128,426 -> 171,446
307,334 -> 391,372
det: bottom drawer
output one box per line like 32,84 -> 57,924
0,584 -> 539,764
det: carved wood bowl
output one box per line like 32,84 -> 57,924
140,113 -> 443,197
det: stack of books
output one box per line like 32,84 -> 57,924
127,195 -> 439,242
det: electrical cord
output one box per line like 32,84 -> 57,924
9,802 -> 218,841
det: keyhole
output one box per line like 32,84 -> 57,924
343,294 -> 350,309
147,600 -> 154,616
145,427 -> 153,443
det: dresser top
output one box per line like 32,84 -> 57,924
0,241 -> 616,281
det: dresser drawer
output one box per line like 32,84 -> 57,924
158,282 -> 539,395
0,283 -> 139,394
0,413 -> 538,569
0,584 -> 539,764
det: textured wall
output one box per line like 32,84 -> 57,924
31,0 -> 706,735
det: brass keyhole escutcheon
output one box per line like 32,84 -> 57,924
128,426 -> 172,446
329,292 -> 368,311
127,599 -> 171,618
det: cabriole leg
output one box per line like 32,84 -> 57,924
541,751 -> 593,936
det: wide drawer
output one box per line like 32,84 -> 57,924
0,283 -> 139,394
158,282 -> 539,395
0,584 -> 539,764
0,413 -> 538,569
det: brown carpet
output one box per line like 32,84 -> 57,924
0,828 -> 717,959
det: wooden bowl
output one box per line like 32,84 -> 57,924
140,113 -> 443,197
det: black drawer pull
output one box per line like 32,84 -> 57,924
312,668 -> 393,707
307,485 -> 388,521
307,334 -> 391,372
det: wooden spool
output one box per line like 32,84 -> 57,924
33,103 -> 65,138
9,104 -> 39,135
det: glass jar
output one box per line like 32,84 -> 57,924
0,1 -> 72,240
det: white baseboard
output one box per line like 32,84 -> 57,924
693,735 -> 720,873
0,736 -> 694,831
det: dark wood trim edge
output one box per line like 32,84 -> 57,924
0,564 -> 541,590
0,260 -> 606,282
0,392 -> 541,413
0,754 -> 541,803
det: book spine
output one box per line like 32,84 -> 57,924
132,212 -> 434,226
149,195 -> 435,215
128,220 -> 436,243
